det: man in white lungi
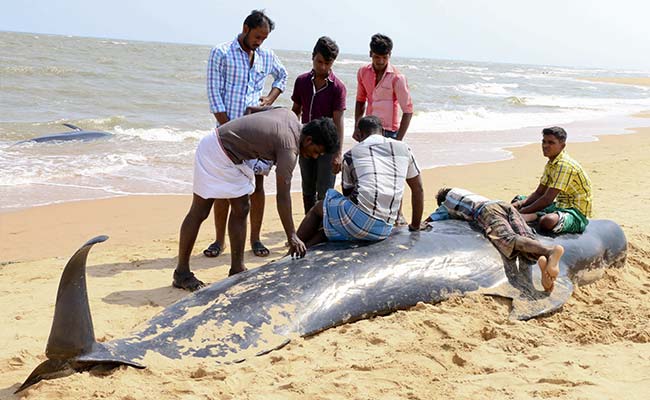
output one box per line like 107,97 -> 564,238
173,108 -> 340,291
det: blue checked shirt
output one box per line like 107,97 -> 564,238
207,37 -> 288,124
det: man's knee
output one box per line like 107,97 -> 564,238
313,200 -> 324,218
539,214 -> 559,231
189,204 -> 212,221
229,196 -> 251,218
214,199 -> 229,213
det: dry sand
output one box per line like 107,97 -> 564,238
2,94 -> 650,398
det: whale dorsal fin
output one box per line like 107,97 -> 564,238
45,235 -> 107,359
62,123 -> 82,131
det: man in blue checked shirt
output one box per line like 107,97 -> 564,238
205,9 -> 288,260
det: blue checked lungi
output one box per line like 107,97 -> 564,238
322,189 -> 393,241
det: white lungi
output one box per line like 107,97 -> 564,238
192,132 -> 255,199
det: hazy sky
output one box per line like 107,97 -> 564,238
2,0 -> 649,70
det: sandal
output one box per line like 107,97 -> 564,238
172,270 -> 205,292
251,241 -> 270,257
203,242 -> 224,258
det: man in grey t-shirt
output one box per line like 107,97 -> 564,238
173,108 -> 340,291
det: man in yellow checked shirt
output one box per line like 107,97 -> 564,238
513,126 -> 592,234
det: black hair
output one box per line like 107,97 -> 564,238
436,187 -> 452,206
542,126 -> 567,142
357,115 -> 383,136
301,117 -> 340,154
243,9 -> 275,31
370,33 -> 393,55
312,36 -> 339,62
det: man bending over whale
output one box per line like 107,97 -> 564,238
297,115 -> 423,246
173,108 -> 339,291
428,187 -> 564,292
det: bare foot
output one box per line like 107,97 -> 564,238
547,245 -> 563,278
228,266 -> 248,276
537,245 -> 563,292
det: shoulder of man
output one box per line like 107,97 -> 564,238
357,63 -> 373,75
390,68 -> 409,85
331,73 -> 347,89
214,40 -> 235,53
342,149 -> 353,164
256,47 -> 277,58
554,152 -> 581,172
295,71 -> 312,83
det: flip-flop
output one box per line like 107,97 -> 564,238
251,241 -> 270,257
172,271 -> 205,292
203,242 -> 224,258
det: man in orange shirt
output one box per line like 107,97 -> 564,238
354,33 -> 413,141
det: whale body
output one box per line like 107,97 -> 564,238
17,219 -> 627,392
17,123 -> 111,144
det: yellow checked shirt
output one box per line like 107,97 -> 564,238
540,150 -> 592,217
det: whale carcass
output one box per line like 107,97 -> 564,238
17,219 -> 626,392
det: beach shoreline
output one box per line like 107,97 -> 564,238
3,111 -> 649,262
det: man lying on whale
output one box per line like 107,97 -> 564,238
426,187 -> 564,291
297,115 -> 424,246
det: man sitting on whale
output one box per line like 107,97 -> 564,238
297,115 -> 424,246
427,187 -> 564,291
512,126 -> 592,234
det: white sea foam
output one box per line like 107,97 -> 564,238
521,95 -> 650,110
112,126 -> 208,142
405,106 -> 638,133
456,82 -> 519,96
335,59 -> 366,65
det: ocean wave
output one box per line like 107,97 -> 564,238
403,105 -> 645,133
506,97 -> 527,106
0,152 -> 149,186
522,95 -> 650,109
335,59 -> 366,65
112,126 -> 208,142
456,82 -> 520,96
1,64 -> 102,78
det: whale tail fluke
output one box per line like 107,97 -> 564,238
16,236 -> 144,393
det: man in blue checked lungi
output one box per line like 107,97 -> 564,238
297,115 -> 424,246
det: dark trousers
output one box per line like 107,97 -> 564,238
300,153 -> 336,214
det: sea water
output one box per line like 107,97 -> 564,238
1,32 -> 649,211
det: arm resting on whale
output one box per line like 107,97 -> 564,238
406,174 -> 424,231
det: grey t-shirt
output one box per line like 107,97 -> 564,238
218,108 -> 302,183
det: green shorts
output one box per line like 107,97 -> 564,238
512,195 -> 589,234
537,203 -> 589,234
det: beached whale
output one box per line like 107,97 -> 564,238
17,123 -> 112,144
16,219 -> 626,392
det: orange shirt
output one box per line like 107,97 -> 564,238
356,63 -> 413,131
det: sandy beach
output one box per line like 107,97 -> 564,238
2,87 -> 650,398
